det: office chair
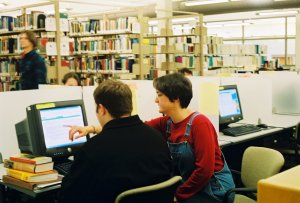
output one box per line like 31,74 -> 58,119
277,122 -> 300,164
224,146 -> 284,203
114,176 -> 182,203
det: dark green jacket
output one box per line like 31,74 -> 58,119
19,49 -> 47,90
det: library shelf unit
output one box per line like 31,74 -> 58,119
203,36 -> 268,74
143,12 -> 206,76
66,9 -> 150,80
0,1 -> 66,91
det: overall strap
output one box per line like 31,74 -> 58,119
166,118 -> 172,135
184,112 -> 201,138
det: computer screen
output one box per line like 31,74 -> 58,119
219,85 -> 243,129
15,100 -> 89,160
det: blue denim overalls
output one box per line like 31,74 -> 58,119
167,112 -> 235,203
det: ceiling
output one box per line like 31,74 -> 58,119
174,0 -> 300,15
0,0 -> 299,20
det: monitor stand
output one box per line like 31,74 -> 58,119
219,123 -> 230,131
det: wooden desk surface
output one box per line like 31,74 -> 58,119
258,165 -> 300,203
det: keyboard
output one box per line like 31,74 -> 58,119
221,125 -> 262,137
54,160 -> 73,176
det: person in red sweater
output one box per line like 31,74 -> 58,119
67,73 -> 235,203
144,73 -> 234,203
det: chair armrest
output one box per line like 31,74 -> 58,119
223,187 -> 257,203
230,169 -> 243,187
230,169 -> 241,176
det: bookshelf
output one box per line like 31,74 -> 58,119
66,9 -> 149,81
272,55 -> 295,66
0,1 -> 65,91
143,13 -> 206,76
204,36 -> 268,73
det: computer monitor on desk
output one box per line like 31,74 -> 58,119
15,100 -> 89,163
219,85 -> 243,131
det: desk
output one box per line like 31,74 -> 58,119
218,127 -> 283,146
219,127 -> 285,170
267,114 -> 300,129
239,114 -> 300,129
218,140 -> 231,148
258,165 -> 300,203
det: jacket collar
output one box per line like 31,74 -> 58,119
102,115 -> 142,131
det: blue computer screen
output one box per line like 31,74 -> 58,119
219,88 -> 242,118
40,106 -> 87,149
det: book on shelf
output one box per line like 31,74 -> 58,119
6,168 -> 58,183
4,159 -> 54,173
2,175 -> 62,191
9,153 -> 52,165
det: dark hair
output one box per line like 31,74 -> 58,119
153,73 -> 192,108
21,30 -> 37,48
93,80 -> 132,118
178,68 -> 193,76
62,72 -> 81,86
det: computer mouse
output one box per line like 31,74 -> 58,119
256,123 -> 268,128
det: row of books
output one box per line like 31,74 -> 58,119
0,81 -> 10,92
69,17 -> 139,35
63,56 -> 136,72
0,37 -> 19,54
71,36 -> 138,54
204,36 -> 223,45
175,56 -> 198,69
0,34 -> 51,55
0,12 -> 46,32
172,36 -> 200,44
204,44 -> 268,55
2,153 -> 61,191
205,55 -> 266,68
0,59 -> 18,74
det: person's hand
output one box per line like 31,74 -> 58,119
173,196 -> 177,203
64,125 -> 91,141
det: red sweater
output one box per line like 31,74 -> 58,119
145,113 -> 224,201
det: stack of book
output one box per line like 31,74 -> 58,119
2,153 -> 61,191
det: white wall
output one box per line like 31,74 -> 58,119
220,75 -> 273,124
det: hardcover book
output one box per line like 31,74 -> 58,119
6,168 -> 58,183
3,175 -> 62,191
4,159 -> 54,173
9,153 -> 52,165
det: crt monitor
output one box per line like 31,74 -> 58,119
15,100 -> 89,160
219,85 -> 243,130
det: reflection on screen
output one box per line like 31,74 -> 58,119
40,106 -> 87,149
219,89 -> 241,117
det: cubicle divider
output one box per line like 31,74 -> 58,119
82,86 -> 98,128
84,78 -> 220,131
189,76 -> 220,132
220,75 -> 273,124
259,72 -> 300,115
0,76 -> 231,159
0,87 -> 82,159
0,75 -> 282,159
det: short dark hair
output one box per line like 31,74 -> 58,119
153,73 -> 193,108
93,80 -> 132,118
21,30 -> 37,48
178,68 -> 193,76
62,72 -> 81,85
